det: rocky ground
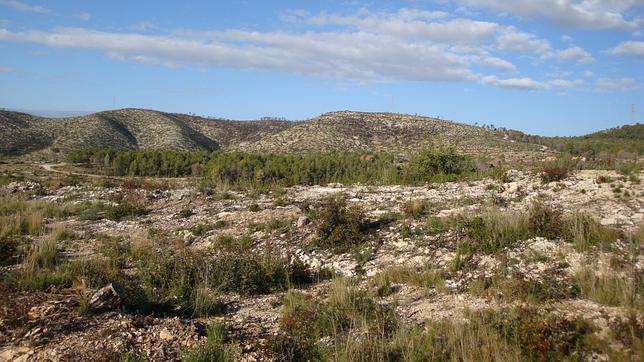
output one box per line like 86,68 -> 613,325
0,164 -> 642,361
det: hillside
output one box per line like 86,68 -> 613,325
0,108 -> 542,158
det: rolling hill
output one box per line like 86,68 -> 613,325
0,108 -> 544,158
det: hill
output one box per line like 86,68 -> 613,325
0,108 -> 543,158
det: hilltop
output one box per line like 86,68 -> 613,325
0,109 -> 543,159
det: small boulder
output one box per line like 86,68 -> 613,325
89,282 -> 125,310
296,216 -> 310,228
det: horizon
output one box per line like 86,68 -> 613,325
4,106 -> 641,138
1,1 -> 643,136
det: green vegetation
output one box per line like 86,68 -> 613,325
271,278 -> 605,361
66,149 -> 210,177
425,202 -> 617,255
310,196 -> 367,253
574,268 -> 641,309
182,322 -> 238,362
67,148 -> 478,187
507,123 -> 644,158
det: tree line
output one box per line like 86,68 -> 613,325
66,148 -> 475,186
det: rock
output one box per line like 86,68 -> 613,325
296,216 -> 310,227
89,283 -> 125,310
159,329 -> 174,341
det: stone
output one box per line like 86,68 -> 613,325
89,283 -> 125,310
296,216 -> 310,228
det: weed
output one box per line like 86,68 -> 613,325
401,200 -> 427,219
183,322 -> 237,362
178,208 -> 194,218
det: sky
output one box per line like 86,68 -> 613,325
0,1 -> 643,136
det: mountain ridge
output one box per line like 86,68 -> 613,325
1,108 -> 551,158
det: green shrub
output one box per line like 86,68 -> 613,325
458,209 -> 531,254
178,208 -> 194,218
405,147 -> 472,183
311,196 -> 366,253
562,213 -> 618,251
574,268 -> 640,308
183,322 -> 237,362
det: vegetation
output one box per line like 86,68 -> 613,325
66,149 -> 210,177
67,148 -> 479,187
182,322 -> 238,362
310,196 -> 367,253
271,278 -> 605,361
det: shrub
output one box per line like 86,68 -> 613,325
425,216 -> 451,235
178,208 -> 194,218
370,266 -> 445,296
562,213 -> 618,251
311,196 -> 366,253
405,147 -> 472,183
541,165 -> 569,182
574,268 -> 640,308
401,200 -> 427,219
183,322 -> 237,362
458,209 -> 531,254
527,200 -> 563,239
0,237 -> 19,266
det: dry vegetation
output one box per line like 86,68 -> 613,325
0,144 -> 642,361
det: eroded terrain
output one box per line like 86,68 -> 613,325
1,163 -> 642,361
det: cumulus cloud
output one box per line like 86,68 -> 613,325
495,30 -> 552,56
0,27 -> 477,82
556,46 -> 595,64
0,8 -> 591,89
458,0 -> 644,29
606,40 -> 644,57
0,0 -> 49,14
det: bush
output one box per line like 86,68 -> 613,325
183,322 -> 237,362
541,165 -> 569,182
0,237 -> 19,266
562,213 -> 618,251
527,200 -> 563,239
405,147 -> 472,183
311,196 -> 366,253
458,209 -> 531,254
401,200 -> 427,219
178,208 -> 194,218
574,268 -> 640,308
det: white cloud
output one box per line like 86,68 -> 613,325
0,8 -> 608,88
606,40 -> 644,57
0,0 -> 49,14
0,27 -> 477,82
582,70 -> 595,77
481,75 -> 584,90
556,46 -> 595,64
596,77 -> 639,91
495,30 -> 552,56
75,12 -> 91,21
481,75 -> 547,90
471,55 -> 516,72
458,0 -> 644,29
561,35 -> 573,42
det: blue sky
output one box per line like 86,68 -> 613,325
0,0 -> 643,136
